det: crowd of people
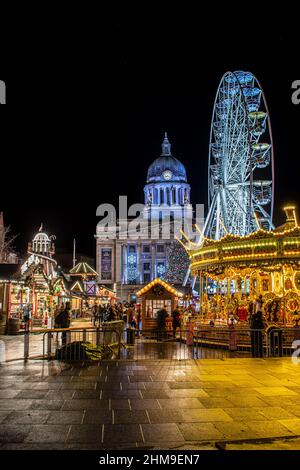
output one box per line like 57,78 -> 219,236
52,296 -> 297,357
90,302 -> 142,329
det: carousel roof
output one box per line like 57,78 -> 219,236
187,207 -> 300,274
69,262 -> 98,277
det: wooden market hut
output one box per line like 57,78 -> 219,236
68,261 -> 98,315
136,278 -> 184,330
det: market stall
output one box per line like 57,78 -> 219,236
136,278 -> 184,330
0,265 -> 29,334
69,262 -> 98,316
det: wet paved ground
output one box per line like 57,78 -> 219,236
1,358 -> 300,449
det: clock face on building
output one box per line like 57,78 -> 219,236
162,170 -> 173,181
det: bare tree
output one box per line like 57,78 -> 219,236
0,225 -> 18,263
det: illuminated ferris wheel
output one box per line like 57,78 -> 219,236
205,70 -> 274,240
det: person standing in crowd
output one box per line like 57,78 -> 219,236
130,314 -> 137,330
156,308 -> 168,341
56,302 -> 71,346
250,310 -> 265,357
228,314 -> 238,351
92,304 -> 98,326
136,305 -> 142,336
126,305 -> 134,327
255,294 -> 264,313
54,304 -> 63,328
171,306 -> 181,338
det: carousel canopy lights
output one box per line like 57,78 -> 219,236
188,207 -> 300,275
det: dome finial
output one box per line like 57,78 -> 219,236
39,223 -> 43,232
161,132 -> 171,156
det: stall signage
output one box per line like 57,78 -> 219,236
86,281 -> 96,296
21,254 -> 40,275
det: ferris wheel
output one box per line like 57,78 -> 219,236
204,70 -> 274,240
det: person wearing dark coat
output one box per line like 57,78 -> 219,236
56,302 -> 71,345
171,307 -> 181,338
250,311 -> 265,358
156,308 -> 168,341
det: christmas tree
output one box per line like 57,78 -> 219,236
164,241 -> 190,284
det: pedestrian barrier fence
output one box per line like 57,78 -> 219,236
21,326 -> 123,361
16,325 -> 300,361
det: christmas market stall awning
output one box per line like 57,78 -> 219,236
97,285 -> 117,299
136,278 -> 184,298
52,276 -> 70,297
21,263 -> 50,291
69,262 -> 98,277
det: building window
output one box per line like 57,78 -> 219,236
146,299 -> 172,318
143,262 -> 151,272
157,262 -> 166,277
156,244 -> 165,253
143,273 -> 151,284
127,252 -> 138,284
101,248 -> 112,281
143,245 -> 150,253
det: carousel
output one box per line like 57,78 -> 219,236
187,206 -> 300,326
183,71 -> 300,329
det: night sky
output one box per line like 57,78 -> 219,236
0,15 -> 299,260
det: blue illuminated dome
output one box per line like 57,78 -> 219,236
147,133 -> 187,183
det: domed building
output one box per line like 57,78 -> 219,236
96,133 -> 194,302
143,133 -> 192,221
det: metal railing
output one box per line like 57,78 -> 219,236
194,327 -> 268,358
123,328 -> 197,361
265,327 -> 300,358
18,324 -> 300,362
22,326 -> 123,361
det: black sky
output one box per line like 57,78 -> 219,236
0,13 -> 299,259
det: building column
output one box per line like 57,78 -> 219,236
138,242 -> 142,284
169,186 -> 173,206
120,244 -> 123,282
123,244 -> 127,283
151,242 -> 155,280
157,186 -> 161,205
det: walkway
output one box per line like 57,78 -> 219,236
1,358 -> 300,449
